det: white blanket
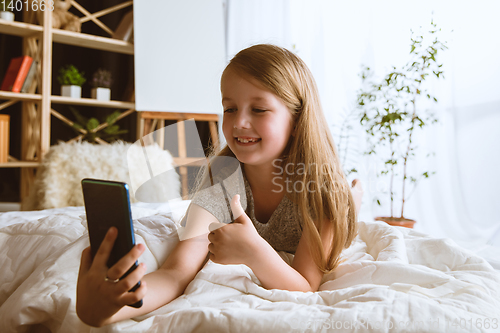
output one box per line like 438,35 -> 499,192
0,203 -> 499,333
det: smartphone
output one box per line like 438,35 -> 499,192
81,178 -> 143,308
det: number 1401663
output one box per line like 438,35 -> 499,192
1,0 -> 54,12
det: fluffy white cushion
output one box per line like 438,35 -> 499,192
24,140 -> 180,210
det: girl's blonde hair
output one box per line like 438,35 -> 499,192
201,44 -> 357,273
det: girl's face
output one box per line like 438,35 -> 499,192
221,68 -> 295,168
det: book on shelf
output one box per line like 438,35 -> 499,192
0,56 -> 33,93
112,10 -> 133,42
20,60 -> 37,93
0,114 -> 9,164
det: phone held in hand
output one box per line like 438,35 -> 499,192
81,178 -> 143,308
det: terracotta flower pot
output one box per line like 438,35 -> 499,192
375,216 -> 416,229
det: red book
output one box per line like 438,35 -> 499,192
1,56 -> 33,92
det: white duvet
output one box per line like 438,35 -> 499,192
0,202 -> 499,333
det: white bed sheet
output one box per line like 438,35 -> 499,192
0,202 -> 499,333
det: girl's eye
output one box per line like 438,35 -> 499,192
223,108 -> 266,113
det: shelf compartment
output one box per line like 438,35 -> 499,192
52,29 -> 134,55
0,20 -> 42,38
51,95 -> 135,109
0,91 -> 42,102
0,21 -> 134,55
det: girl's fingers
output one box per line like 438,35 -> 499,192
106,243 -> 145,280
115,262 -> 147,294
230,194 -> 245,220
207,230 -> 215,242
118,280 -> 147,307
92,227 -> 117,269
79,246 -> 93,274
207,242 -> 214,254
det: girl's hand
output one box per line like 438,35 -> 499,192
207,195 -> 265,266
76,227 -> 148,327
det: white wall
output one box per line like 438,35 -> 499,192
134,0 -> 226,114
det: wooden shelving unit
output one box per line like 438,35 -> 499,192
0,2 -> 135,208
0,91 -> 42,102
51,95 -> 135,109
53,29 -> 134,54
0,20 -> 133,54
0,19 -> 43,37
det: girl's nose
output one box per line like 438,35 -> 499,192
233,109 -> 251,129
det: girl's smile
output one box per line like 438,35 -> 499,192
221,68 -> 295,167
235,137 -> 261,145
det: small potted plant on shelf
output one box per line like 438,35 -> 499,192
90,68 -> 112,101
356,19 -> 448,228
58,65 -> 86,98
0,1 -> 15,22
69,107 -> 128,143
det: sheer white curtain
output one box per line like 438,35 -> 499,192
225,0 -> 292,59
225,0 -> 500,247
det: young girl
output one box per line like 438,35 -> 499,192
76,44 -> 359,327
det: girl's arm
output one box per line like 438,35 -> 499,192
208,195 -> 332,292
77,204 -> 216,327
247,217 -> 333,292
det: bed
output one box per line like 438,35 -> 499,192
0,200 -> 499,333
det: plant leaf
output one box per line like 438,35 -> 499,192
87,118 -> 100,131
105,110 -> 122,125
69,107 -> 88,126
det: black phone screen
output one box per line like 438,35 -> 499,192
81,178 -> 143,308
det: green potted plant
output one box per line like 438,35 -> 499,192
0,1 -> 15,22
69,107 -> 128,143
58,65 -> 86,98
90,68 -> 112,101
356,19 -> 448,228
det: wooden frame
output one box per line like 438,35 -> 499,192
137,111 -> 220,199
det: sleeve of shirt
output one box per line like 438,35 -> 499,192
180,164 -> 247,226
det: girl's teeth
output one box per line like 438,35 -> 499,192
237,138 -> 259,143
